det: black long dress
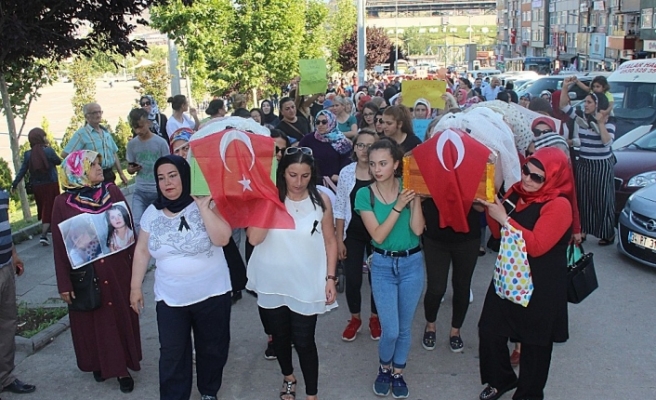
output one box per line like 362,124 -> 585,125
478,201 -> 570,346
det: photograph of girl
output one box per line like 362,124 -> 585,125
63,217 -> 102,268
106,204 -> 135,252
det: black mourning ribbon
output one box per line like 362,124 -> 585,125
178,216 -> 190,232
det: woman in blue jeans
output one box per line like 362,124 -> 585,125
355,137 -> 425,399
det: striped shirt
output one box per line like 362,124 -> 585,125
562,105 -> 614,160
63,124 -> 119,169
0,191 -> 13,267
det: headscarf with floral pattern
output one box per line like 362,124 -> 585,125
60,150 -> 112,213
313,110 -> 353,155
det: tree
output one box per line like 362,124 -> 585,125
134,60 -> 170,107
326,0 -> 357,71
62,58 -> 97,148
300,0 -> 330,61
41,117 -> 63,157
113,118 -> 132,162
1,0 -> 190,219
336,27 -> 394,72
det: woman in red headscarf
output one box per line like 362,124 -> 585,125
476,148 -> 574,400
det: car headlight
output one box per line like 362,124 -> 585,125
627,171 -> 656,188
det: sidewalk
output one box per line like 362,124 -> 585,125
5,190 -> 656,398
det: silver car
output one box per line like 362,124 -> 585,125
617,183 -> 656,268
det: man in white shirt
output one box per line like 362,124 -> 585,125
482,78 -> 502,101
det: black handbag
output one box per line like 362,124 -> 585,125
68,264 -> 102,311
566,244 -> 598,304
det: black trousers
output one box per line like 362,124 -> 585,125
479,331 -> 553,400
422,236 -> 479,328
344,236 -> 377,315
259,306 -> 319,396
156,293 -> 231,400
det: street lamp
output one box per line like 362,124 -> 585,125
467,15 -> 473,44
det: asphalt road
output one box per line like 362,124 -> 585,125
5,224 -> 656,399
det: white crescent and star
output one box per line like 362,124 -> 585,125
238,175 -> 252,192
218,129 -> 256,173
435,129 -> 466,171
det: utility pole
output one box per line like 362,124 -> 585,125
168,38 -> 181,96
357,0 -> 367,85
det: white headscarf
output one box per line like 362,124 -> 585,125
413,98 -> 432,119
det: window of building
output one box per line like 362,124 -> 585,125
641,8 -> 653,29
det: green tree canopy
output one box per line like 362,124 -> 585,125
326,0 -> 356,71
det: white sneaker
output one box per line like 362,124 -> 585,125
39,236 -> 49,246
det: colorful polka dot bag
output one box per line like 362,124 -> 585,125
493,224 -> 533,307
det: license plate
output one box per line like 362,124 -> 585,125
629,231 -> 656,251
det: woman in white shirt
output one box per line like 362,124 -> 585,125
166,95 -> 200,139
247,147 -> 338,400
130,155 -> 232,400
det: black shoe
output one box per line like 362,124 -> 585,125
245,289 -> 258,298
93,371 -> 105,382
117,375 -> 134,393
264,338 -> 277,360
231,290 -> 242,305
3,378 -> 36,394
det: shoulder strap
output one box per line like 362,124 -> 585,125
369,185 -> 375,209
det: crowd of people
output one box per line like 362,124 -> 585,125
0,69 -> 617,400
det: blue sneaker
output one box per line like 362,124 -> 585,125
391,373 -> 409,399
373,366 -> 392,396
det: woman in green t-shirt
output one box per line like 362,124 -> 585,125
354,137 -> 425,399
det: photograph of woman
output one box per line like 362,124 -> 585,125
64,218 -> 102,268
106,204 -> 135,252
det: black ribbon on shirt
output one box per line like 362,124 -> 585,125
178,216 -> 190,232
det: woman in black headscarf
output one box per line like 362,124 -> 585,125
12,128 -> 61,245
130,155 -> 236,400
261,99 -> 280,128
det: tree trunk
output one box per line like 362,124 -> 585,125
251,87 -> 258,110
0,74 -> 32,220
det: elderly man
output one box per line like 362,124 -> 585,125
482,77 -> 503,101
61,103 -> 128,185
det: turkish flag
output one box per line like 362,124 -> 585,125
413,128 -> 491,233
189,128 -> 295,229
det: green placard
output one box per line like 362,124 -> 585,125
299,58 -> 327,96
190,155 -> 210,196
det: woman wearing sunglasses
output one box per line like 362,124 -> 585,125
246,146 -> 338,400
476,148 -> 575,400
334,130 -> 380,342
374,109 -> 386,137
139,95 -> 169,145
298,110 -> 353,187
270,129 -> 291,162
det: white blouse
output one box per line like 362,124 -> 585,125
140,202 -> 231,306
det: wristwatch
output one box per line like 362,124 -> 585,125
326,275 -> 339,284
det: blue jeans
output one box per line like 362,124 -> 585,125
131,190 -> 158,234
370,251 -> 424,369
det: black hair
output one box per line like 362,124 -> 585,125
359,101 -> 380,128
249,108 -> 264,125
497,91 -> 512,103
527,158 -> 545,173
232,108 -> 251,118
352,129 -> 378,161
279,96 -> 295,109
277,152 -> 326,211
128,108 -> 150,129
588,92 -> 610,113
591,76 -> 610,92
105,204 -> 133,248
459,77 -> 472,89
167,94 -> 187,111
505,81 -> 515,90
367,136 -> 404,178
270,129 -> 291,147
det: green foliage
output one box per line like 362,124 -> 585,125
62,57 -> 96,148
134,60 -> 170,108
402,26 -> 497,55
326,0 -> 356,72
112,118 -> 132,162
0,158 -> 14,193
301,0 -> 329,60
41,117 -> 62,156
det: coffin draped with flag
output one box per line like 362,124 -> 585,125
410,128 -> 492,233
189,124 -> 294,229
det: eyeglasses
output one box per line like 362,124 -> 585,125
284,147 -> 313,156
355,143 -> 373,150
275,146 -> 286,154
140,101 -> 151,107
521,164 -> 546,184
532,128 -> 553,137
316,119 -> 329,125
86,110 -> 103,116
375,118 -> 384,124
363,112 -> 374,117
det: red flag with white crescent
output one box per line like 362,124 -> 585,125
413,128 -> 491,233
189,129 -> 294,229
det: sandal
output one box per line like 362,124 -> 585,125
280,379 -> 297,400
598,235 -> 615,246
449,335 -> 464,353
479,379 -> 518,400
422,329 -> 436,351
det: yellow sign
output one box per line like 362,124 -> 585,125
298,59 -> 327,96
401,80 -> 447,110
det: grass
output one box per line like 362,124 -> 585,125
16,304 -> 68,338
9,167 -> 135,232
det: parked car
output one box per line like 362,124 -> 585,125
617,183 -> 656,268
517,74 -> 593,103
614,128 -> 656,219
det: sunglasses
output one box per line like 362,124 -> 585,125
275,146 -> 286,154
355,143 -> 373,150
521,164 -> 546,184
284,147 -> 313,156
316,119 -> 329,125
140,101 -> 151,106
532,128 -> 553,137
375,118 -> 384,124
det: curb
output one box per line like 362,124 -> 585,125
15,314 -> 70,356
12,184 -> 135,243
